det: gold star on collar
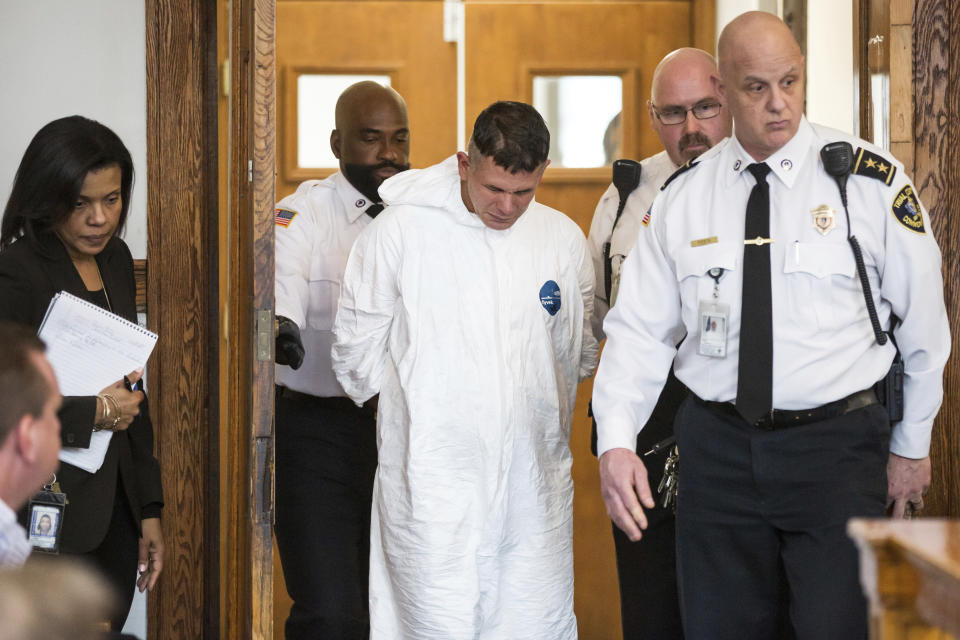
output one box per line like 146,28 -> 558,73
864,157 -> 877,169
877,162 -> 889,174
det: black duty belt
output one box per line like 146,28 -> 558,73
275,385 -> 373,413
698,388 -> 879,430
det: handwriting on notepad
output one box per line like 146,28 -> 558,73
39,292 -> 157,474
39,291 -> 157,397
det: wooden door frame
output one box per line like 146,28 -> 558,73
146,0 -> 277,636
145,0 -> 219,636
222,0 -> 278,637
853,0 -> 960,518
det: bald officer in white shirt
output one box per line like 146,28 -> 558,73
593,12 -> 949,639
587,47 -> 731,640
273,81 -> 410,640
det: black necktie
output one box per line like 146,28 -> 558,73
735,162 -> 773,424
366,203 -> 384,218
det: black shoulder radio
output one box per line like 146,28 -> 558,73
820,141 -> 903,422
602,159 -> 642,302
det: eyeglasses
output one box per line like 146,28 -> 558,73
652,102 -> 722,125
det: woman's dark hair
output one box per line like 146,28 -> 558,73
1,115 -> 134,250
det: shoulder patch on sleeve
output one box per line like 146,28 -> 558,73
852,147 -> 897,186
891,185 -> 925,234
275,208 -> 298,227
660,158 -> 700,191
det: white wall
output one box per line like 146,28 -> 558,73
805,0 -> 855,134
715,0 -> 855,135
0,6 -> 151,635
716,0 -> 779,48
0,2 -> 148,258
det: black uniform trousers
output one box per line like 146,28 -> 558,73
599,369 -> 688,640
611,463 -> 683,640
274,388 -> 378,640
673,395 -> 890,640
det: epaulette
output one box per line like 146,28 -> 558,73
660,158 -> 700,191
851,147 -> 897,186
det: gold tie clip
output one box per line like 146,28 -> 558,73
744,236 -> 774,246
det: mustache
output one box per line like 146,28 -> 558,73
678,132 -> 712,154
371,160 -> 411,172
343,160 -> 412,203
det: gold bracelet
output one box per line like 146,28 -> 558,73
96,394 -> 122,431
95,394 -> 110,431
104,394 -> 122,429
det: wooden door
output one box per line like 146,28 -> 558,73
144,0 -> 221,636
276,0 -> 458,198
464,2 -> 711,637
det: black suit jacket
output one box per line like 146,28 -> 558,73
0,232 -> 163,552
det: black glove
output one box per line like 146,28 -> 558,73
275,315 -> 305,370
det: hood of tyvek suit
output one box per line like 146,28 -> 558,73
379,154 -> 470,219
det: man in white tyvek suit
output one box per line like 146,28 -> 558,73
332,101 -> 598,639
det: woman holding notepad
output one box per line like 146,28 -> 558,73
0,116 -> 164,631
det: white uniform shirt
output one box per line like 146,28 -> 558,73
275,172 -> 375,396
0,497 -> 30,568
594,118 -> 950,459
332,155 -> 597,640
587,150 -> 678,340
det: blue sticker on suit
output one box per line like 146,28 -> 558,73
540,280 -> 561,316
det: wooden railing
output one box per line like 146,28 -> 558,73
849,519 -> 960,639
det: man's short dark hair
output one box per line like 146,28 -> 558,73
0,323 -> 49,443
468,101 -> 550,173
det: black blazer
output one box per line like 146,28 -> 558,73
0,232 -> 163,552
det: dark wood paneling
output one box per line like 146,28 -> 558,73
913,0 -> 960,518
202,3 -> 223,639
145,0 -> 217,636
134,259 -> 146,313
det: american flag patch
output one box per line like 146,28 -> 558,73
641,207 -> 652,226
275,208 -> 297,227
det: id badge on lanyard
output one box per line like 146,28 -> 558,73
698,267 -> 729,358
27,474 -> 67,554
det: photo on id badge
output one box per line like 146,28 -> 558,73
28,505 -> 61,550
